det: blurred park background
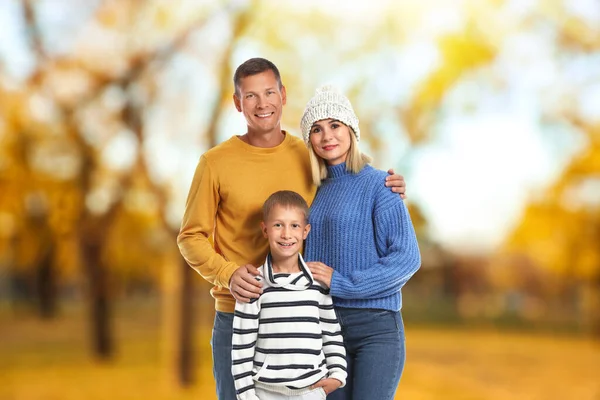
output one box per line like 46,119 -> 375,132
1,0 -> 599,399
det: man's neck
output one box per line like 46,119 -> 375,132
271,254 -> 301,274
240,129 -> 285,148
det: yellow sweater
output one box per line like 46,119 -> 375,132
177,132 -> 316,313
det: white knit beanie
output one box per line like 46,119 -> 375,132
300,85 -> 360,145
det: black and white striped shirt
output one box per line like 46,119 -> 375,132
232,254 -> 347,399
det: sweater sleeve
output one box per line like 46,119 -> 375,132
319,291 -> 347,387
177,155 -> 239,288
330,193 -> 421,299
232,296 -> 261,400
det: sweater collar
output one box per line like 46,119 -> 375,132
326,162 -> 350,179
263,253 -> 314,289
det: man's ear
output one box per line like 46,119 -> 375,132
303,223 -> 311,240
233,93 -> 242,112
281,85 -> 287,106
260,222 -> 268,238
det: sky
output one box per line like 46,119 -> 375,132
1,0 -> 598,253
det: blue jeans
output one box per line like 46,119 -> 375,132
211,311 -> 237,400
327,308 -> 406,400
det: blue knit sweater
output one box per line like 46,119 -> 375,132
304,163 -> 421,311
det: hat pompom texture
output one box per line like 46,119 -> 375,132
300,85 -> 360,145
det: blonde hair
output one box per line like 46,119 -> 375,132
307,127 -> 372,187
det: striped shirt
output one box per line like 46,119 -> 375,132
232,254 -> 347,399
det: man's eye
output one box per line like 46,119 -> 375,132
246,94 -> 254,99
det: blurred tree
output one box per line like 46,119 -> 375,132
505,121 -> 600,335
11,0 -> 243,366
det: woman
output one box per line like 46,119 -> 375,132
300,86 -> 421,400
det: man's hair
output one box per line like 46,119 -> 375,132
233,57 -> 283,96
262,190 -> 309,223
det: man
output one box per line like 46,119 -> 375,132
177,58 -> 406,400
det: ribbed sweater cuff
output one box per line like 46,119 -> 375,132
330,272 -> 353,298
328,371 -> 347,388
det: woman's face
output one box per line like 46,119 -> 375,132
309,119 -> 352,166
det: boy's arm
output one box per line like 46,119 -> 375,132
318,291 -> 347,387
232,295 -> 261,400
177,155 -> 239,288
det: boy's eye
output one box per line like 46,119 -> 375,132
273,223 -> 281,227
292,224 -> 300,228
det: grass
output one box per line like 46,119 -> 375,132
1,299 -> 599,400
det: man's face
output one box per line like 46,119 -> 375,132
233,70 -> 287,135
261,205 -> 310,262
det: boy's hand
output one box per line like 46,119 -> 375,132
307,262 -> 333,288
311,378 -> 342,395
230,264 -> 262,302
385,168 -> 406,199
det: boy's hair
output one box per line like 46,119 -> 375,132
233,57 -> 283,96
262,190 -> 309,223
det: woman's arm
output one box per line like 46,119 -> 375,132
330,195 -> 421,299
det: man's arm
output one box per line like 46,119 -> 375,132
177,155 -> 238,287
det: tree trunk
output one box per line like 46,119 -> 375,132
36,241 -> 57,319
177,257 -> 194,386
82,238 -> 113,360
589,276 -> 600,339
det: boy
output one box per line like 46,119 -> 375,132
231,191 -> 346,400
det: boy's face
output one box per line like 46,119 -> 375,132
233,70 -> 286,136
261,205 -> 310,261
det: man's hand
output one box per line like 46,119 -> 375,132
229,264 -> 262,302
307,262 -> 334,288
386,168 -> 406,199
311,378 -> 342,395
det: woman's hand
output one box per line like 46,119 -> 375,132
307,261 -> 334,288
311,378 -> 342,395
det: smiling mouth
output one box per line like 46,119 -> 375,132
322,145 -> 337,151
277,242 -> 296,247
256,112 -> 274,118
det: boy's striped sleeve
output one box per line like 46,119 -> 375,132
319,291 -> 347,387
232,297 -> 261,400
